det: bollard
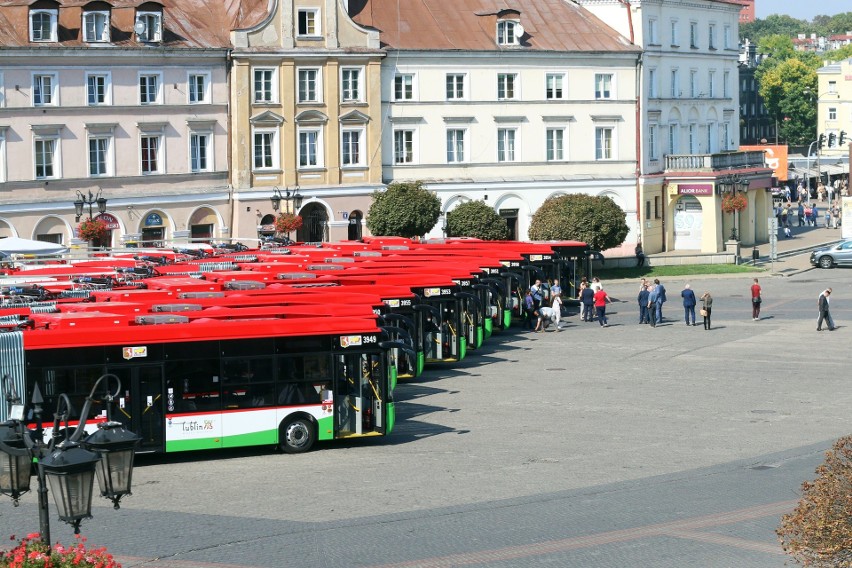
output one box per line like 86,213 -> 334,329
752,247 -> 760,263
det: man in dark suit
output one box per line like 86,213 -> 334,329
681,284 -> 697,326
817,288 -> 835,331
638,285 -> 650,324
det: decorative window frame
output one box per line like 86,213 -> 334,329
187,119 -> 216,173
253,67 -> 278,104
296,7 -> 321,38
83,10 -> 111,43
29,9 -> 57,42
138,71 -> 163,105
86,71 -> 112,106
135,11 -> 162,43
31,124 -> 63,180
297,67 -> 322,104
32,72 -> 58,107
340,66 -> 365,103
496,20 -> 522,46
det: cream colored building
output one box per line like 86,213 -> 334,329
230,0 -> 385,243
816,58 -> 852,162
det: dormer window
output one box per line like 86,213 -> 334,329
497,20 -> 523,46
30,9 -> 58,42
83,11 -> 110,42
135,11 -> 162,43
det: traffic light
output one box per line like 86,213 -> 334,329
818,133 -> 826,148
829,132 -> 837,147
841,131 -> 848,145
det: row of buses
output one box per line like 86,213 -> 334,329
0,238 -> 592,455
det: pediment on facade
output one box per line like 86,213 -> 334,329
295,110 -> 329,124
250,110 -> 285,126
339,110 -> 371,124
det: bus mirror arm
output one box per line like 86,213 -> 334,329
379,313 -> 416,330
378,340 -> 416,359
454,292 -> 482,314
412,303 -> 441,324
379,325 -> 411,342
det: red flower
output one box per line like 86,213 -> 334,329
721,193 -> 747,214
78,218 -> 109,242
274,213 -> 303,234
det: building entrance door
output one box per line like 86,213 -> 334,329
673,196 -> 703,250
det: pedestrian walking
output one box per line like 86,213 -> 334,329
653,278 -> 667,322
798,202 -> 805,226
580,282 -> 595,322
647,285 -> 658,327
681,284 -> 696,326
638,284 -> 650,324
591,277 -> 603,292
817,288 -> 835,331
523,289 -> 536,330
700,291 -> 713,330
551,293 -> 564,331
751,278 -> 762,321
530,279 -> 543,310
593,286 -> 612,327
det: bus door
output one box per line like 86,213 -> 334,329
422,295 -> 463,362
332,348 -> 387,437
479,278 -> 509,330
108,365 -> 165,452
379,312 -> 418,379
455,291 -> 482,349
412,303 -> 438,373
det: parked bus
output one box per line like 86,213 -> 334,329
0,316 -> 404,454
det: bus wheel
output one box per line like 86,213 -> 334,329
280,417 -> 315,454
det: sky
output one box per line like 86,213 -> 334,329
756,0 -> 851,21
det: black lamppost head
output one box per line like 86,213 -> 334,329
39,442 -> 100,534
0,423 -> 32,503
81,421 -> 141,509
270,187 -> 282,212
292,186 -> 303,210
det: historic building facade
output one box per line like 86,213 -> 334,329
0,0 -> 264,247
229,0 -> 384,243
350,0 -> 641,245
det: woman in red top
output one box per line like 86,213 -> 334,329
751,278 -> 762,321
593,287 -> 612,327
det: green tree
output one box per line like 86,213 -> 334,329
827,43 -> 852,61
758,58 -> 818,145
777,435 -> 852,567
445,200 -> 509,240
741,15 -> 811,44
366,181 -> 441,238
528,194 -> 628,251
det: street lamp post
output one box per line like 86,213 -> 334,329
0,374 -> 140,547
270,186 -> 303,243
74,189 -> 108,223
718,174 -> 751,241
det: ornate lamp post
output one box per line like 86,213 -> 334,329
0,374 -> 140,546
270,186 -> 303,214
718,174 -> 750,241
74,189 -> 108,223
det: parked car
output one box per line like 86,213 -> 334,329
810,241 -> 852,269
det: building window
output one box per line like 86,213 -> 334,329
497,73 -> 517,100
546,73 -> 565,100
654,196 -> 661,219
252,129 -> 278,170
648,125 -> 658,160
86,73 -> 110,105
648,68 -> 658,98
341,68 -> 362,102
446,129 -> 465,163
708,23 -> 715,49
648,18 -> 658,44
33,74 -> 57,106
689,70 -> 697,98
671,69 -> 679,98
546,128 -> 565,161
298,68 -> 320,103
135,11 -> 162,42
670,19 -> 679,46
688,124 -> 697,154
253,68 -> 276,103
497,128 -> 516,162
723,71 -> 730,98
708,70 -> 715,97
188,73 -> 210,104
595,127 -> 613,160
83,11 -> 110,42
0,131 -> 5,183
595,74 -> 612,99
139,73 -> 162,105
496,20 -> 521,46
393,130 -> 414,164
190,133 -> 211,172
689,22 -> 698,48
394,74 -> 414,101
297,8 -> 320,36
298,128 -> 322,168
668,124 -> 678,154
829,107 -> 837,120
88,137 -> 111,176
30,9 -> 57,42
828,81 -> 837,94
446,74 -> 466,100
140,135 -> 161,174
723,25 -> 731,49
34,137 -> 58,179
722,123 -> 730,150
341,128 -> 364,166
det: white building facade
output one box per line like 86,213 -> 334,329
579,0 -> 770,253
351,0 -> 641,246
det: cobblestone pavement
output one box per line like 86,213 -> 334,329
0,236 -> 850,567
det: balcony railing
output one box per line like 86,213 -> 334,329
664,151 -> 766,172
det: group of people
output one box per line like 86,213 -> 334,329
523,276 -> 836,333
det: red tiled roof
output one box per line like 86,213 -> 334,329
349,0 -> 640,53
0,0 -> 270,48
